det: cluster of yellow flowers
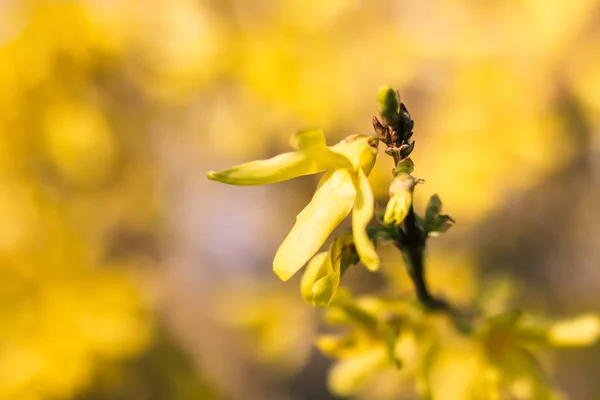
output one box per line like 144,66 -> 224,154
208,87 -> 600,399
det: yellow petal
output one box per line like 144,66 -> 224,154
316,334 -> 357,358
494,347 -> 555,400
426,343 -> 485,400
300,252 -> 328,305
325,289 -> 379,328
352,169 -> 379,271
383,173 -> 414,225
273,169 -> 356,281
292,129 -> 353,170
330,134 -> 378,173
312,268 -> 340,307
300,234 -> 362,307
311,234 -> 355,306
328,346 -> 389,397
207,151 -> 326,185
548,314 -> 600,347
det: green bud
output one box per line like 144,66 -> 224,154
377,85 -> 400,124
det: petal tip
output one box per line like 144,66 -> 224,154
207,171 -> 218,181
274,267 -> 294,282
364,259 -> 380,272
273,256 -> 296,282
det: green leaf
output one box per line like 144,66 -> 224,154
399,140 -> 415,158
393,158 -> 414,176
423,194 -> 455,237
366,225 -> 398,243
426,215 -> 455,237
425,194 -> 442,222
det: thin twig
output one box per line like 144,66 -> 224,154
374,102 -> 451,313
395,205 -> 449,311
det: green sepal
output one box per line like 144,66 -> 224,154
399,140 -> 415,158
393,157 -> 415,176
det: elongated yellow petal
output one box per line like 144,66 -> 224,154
292,129 -> 353,170
274,169 -> 356,281
352,169 -> 379,271
207,151 -> 327,185
548,314 -> 600,347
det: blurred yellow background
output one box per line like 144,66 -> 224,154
1,0 -> 599,399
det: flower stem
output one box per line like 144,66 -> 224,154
396,205 -> 449,311
374,98 -> 450,312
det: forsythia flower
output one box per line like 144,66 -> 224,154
207,129 -> 379,281
383,173 -> 415,225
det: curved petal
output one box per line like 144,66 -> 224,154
301,234 -> 359,307
273,169 -> 356,281
383,173 -> 414,225
312,263 -> 339,307
330,135 -> 378,173
352,169 -> 379,271
300,252 -> 329,305
207,151 -> 326,185
292,129 -> 353,170
328,346 -> 389,397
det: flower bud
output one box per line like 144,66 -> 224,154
377,85 -> 400,124
383,173 -> 415,225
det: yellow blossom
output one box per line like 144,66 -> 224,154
208,129 -> 379,281
383,173 -> 415,226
